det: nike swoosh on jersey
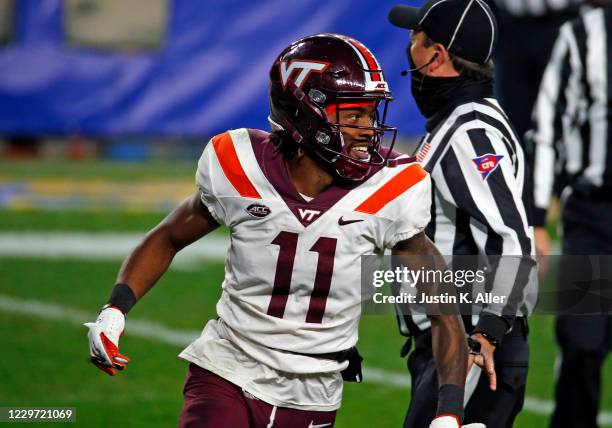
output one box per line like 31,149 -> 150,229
338,217 -> 364,226
308,422 -> 332,428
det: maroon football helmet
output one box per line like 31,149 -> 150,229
269,33 -> 397,181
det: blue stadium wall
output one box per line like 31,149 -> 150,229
0,0 -> 425,138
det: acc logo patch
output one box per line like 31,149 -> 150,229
472,153 -> 503,180
246,203 -> 271,218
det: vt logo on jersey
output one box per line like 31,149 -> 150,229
279,60 -> 329,90
472,153 -> 503,180
297,207 -> 322,224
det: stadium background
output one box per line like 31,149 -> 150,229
0,0 -> 609,426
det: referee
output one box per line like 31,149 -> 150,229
529,4 -> 612,427
487,0 -> 584,149
389,1 -> 536,427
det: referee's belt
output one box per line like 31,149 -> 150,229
399,317 -> 529,358
466,317 -> 529,338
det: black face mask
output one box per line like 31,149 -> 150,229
408,50 -> 470,118
407,49 -> 493,123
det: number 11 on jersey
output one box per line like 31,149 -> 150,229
267,231 -> 337,323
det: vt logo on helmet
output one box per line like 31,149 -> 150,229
268,33 -> 398,181
279,60 -> 329,90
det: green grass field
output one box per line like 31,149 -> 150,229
0,160 -> 610,427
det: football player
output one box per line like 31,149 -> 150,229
85,33 -> 474,428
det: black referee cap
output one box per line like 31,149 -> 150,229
388,0 -> 498,64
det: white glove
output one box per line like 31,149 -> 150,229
430,415 -> 486,428
84,306 -> 130,376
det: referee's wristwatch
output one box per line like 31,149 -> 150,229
467,337 -> 481,355
471,332 -> 499,347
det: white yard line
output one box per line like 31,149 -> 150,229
1,293 -> 610,425
0,294 -> 197,346
0,232 -> 229,270
0,232 -> 563,262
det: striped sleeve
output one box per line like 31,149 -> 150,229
196,131 -> 266,226
436,128 -> 534,340
356,164 -> 431,249
195,136 -> 229,225
494,0 -> 582,17
529,22 -> 579,226
382,171 -> 432,249
439,128 -> 532,256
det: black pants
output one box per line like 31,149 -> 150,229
550,193 -> 612,428
403,323 -> 529,428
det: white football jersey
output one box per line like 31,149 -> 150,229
179,128 -> 431,410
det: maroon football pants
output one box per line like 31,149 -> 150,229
178,363 -> 337,428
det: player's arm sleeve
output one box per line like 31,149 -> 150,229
437,130 -> 534,343
195,140 -> 227,226
528,23 -> 577,227
381,168 -> 432,249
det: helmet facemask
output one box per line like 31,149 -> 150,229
319,95 -> 397,181
273,81 -> 398,181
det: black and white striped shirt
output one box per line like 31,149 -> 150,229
492,0 -> 583,17
399,97 -> 537,339
530,6 -> 612,226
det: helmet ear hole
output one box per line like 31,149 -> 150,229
308,89 -> 326,105
315,131 -> 331,145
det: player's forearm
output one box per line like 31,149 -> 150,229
430,313 -> 468,387
430,313 -> 468,420
116,225 -> 179,299
394,233 -> 468,417
114,192 -> 219,301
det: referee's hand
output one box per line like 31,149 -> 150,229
467,333 -> 496,391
